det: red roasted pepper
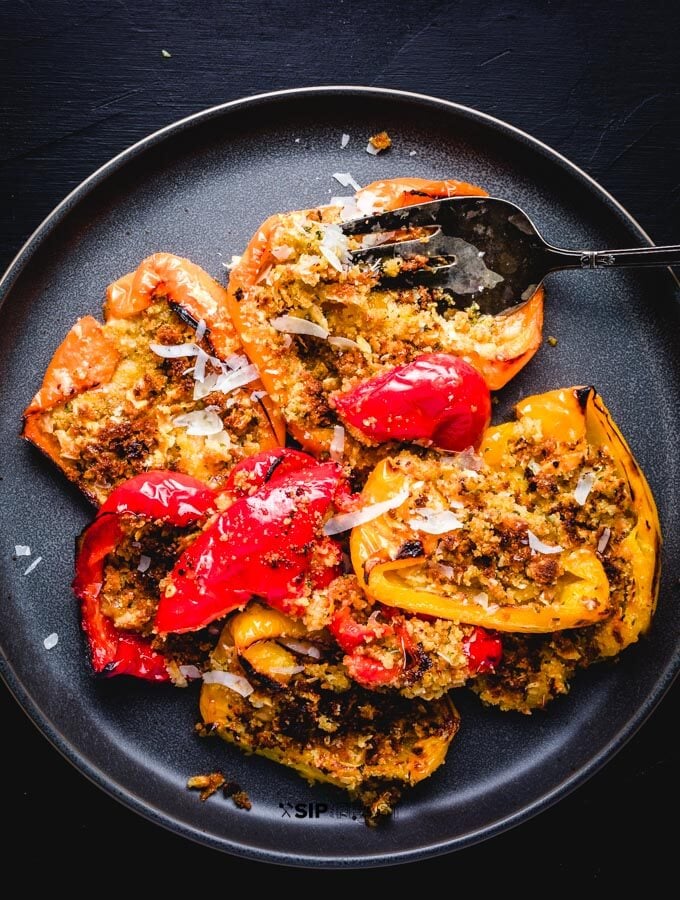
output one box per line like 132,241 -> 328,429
222,447 -> 316,498
99,470 -> 217,525
330,603 -> 503,689
329,606 -> 415,688
332,352 -> 491,452
463,627 -> 503,674
73,471 -> 217,680
156,451 -> 350,634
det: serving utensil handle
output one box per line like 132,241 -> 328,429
545,244 -> 680,270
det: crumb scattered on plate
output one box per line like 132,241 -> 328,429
366,131 -> 392,155
223,780 -> 252,810
187,772 -> 226,800
187,772 -> 251,809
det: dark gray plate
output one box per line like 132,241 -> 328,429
0,87 -> 678,868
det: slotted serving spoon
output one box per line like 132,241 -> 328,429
342,196 -> 680,315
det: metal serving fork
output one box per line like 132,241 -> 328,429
341,196 -> 680,315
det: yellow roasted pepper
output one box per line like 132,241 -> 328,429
211,602 -> 307,683
350,387 -> 661,636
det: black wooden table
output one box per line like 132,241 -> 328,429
2,0 -> 678,880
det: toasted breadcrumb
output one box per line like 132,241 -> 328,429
187,772 -> 226,800
368,131 -> 392,152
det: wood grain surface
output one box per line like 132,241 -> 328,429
1,0 -> 678,881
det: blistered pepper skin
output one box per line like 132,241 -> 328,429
156,453 -> 349,633
332,353 -> 491,452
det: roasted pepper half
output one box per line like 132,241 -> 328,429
350,387 -> 660,638
156,449 -> 351,633
73,471 -> 217,680
224,177 -> 544,457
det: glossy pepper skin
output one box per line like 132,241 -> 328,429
350,387 -> 661,635
463,628 -> 503,674
156,450 -> 350,634
73,471 -> 217,680
332,353 -> 491,452
98,470 -> 218,524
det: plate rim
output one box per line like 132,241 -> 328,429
1,85 -> 678,868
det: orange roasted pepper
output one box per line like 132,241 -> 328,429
350,387 -> 660,635
104,252 -> 285,444
225,177 -> 545,455
22,253 -> 283,495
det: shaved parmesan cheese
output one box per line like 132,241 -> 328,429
365,142 -> 380,156
173,409 -> 224,436
597,527 -> 611,554
14,545 -> 30,557
271,245 -> 293,261
409,509 -> 463,535
527,531 -> 563,555
332,172 -> 362,191
202,669 -> 254,697
435,563 -> 455,579
331,195 -> 361,221
250,389 -> 267,401
43,633 -> 58,650
269,665 -> 305,676
279,638 -> 322,659
330,425 -> 345,462
320,223 -> 350,271
150,342 -> 200,358
137,554 -> 151,573
179,664 -> 202,680
193,371 -> 219,400
213,364 -> 260,394
473,592 -> 500,613
356,190 -> 379,217
455,447 -> 484,472
328,336 -> 361,351
193,347 -> 209,383
323,485 -> 410,536
222,255 -> 242,270
270,316 -> 329,339
360,231 -> 397,249
574,471 -> 596,506
319,244 -> 344,272
195,363 -> 260,400
224,353 -> 250,371
341,133 -> 350,148
23,556 -> 43,575
195,319 -> 207,341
